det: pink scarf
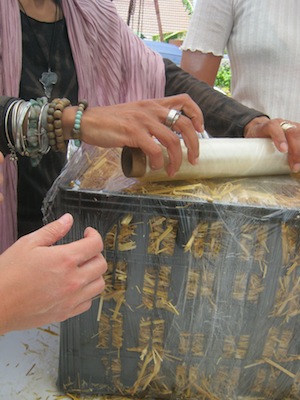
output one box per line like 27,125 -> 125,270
0,0 -> 165,252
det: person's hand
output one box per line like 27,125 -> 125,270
244,116 -> 300,173
0,213 -> 107,334
63,94 -> 203,177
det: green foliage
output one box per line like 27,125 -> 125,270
215,63 -> 231,95
152,31 -> 186,42
152,0 -> 193,42
181,0 -> 193,15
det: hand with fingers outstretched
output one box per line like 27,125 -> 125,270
0,213 -> 107,334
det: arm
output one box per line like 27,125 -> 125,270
0,213 -> 107,334
61,95 -> 203,177
1,95 -> 202,178
181,0 -> 232,86
181,50 -> 222,87
164,58 -> 266,138
163,59 -> 300,172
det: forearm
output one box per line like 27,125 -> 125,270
164,59 -> 268,138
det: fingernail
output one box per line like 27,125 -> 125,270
167,165 -> 176,177
191,157 -> 199,165
292,163 -> 300,173
59,213 -> 72,225
279,142 -> 288,153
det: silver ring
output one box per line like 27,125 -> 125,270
165,109 -> 182,129
280,121 -> 296,132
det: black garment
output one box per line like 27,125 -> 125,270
164,58 -> 267,138
18,12 -> 78,237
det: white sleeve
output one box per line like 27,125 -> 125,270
181,0 -> 234,56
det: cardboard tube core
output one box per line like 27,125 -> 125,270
121,147 -> 147,177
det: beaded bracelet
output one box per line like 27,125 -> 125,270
47,97 -> 71,152
72,99 -> 88,141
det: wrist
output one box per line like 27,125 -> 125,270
61,106 -> 77,139
61,101 -> 88,143
244,116 -> 270,138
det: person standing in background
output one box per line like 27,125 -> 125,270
181,0 -> 300,122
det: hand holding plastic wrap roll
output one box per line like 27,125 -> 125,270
121,137 -> 290,181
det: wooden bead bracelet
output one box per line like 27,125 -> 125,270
47,97 -> 71,152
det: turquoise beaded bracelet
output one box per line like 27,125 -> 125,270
72,99 -> 88,141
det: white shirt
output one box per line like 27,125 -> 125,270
182,0 -> 300,121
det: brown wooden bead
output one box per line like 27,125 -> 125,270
54,120 -> 62,129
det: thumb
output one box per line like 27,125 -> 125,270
28,213 -> 74,247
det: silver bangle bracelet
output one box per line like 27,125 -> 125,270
4,99 -> 20,161
38,101 -> 50,155
15,101 -> 31,156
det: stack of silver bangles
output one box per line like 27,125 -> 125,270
4,96 -> 50,166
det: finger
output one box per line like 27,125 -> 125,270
60,227 -> 104,267
160,94 -> 204,133
156,130 -> 182,177
84,226 -> 104,251
142,123 -> 183,176
264,119 -> 289,153
132,126 -> 166,170
65,299 -> 93,320
285,128 -> 300,172
159,95 -> 202,163
246,118 -> 289,153
172,114 -> 200,164
78,253 -> 107,283
27,213 -> 74,248
82,276 -> 106,300
67,283 -> 105,319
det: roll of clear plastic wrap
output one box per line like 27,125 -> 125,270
121,138 -> 290,181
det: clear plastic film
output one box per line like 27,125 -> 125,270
43,146 -> 300,400
121,138 -> 290,181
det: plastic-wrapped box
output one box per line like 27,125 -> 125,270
44,147 -> 300,400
